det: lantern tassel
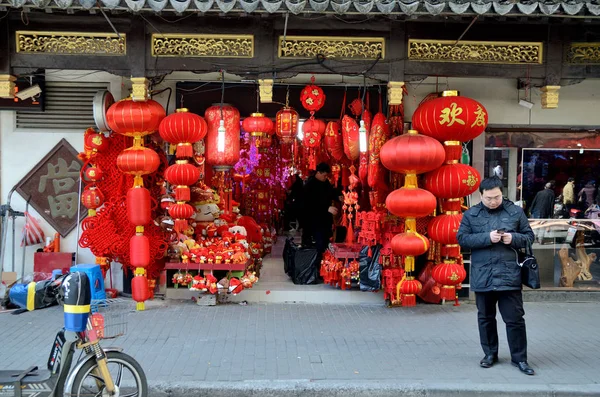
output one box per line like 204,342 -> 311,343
345,222 -> 354,244
402,294 -> 416,307
404,256 -> 415,273
174,219 -> 189,234
441,285 -> 456,301
174,186 -> 191,202
176,143 -> 193,159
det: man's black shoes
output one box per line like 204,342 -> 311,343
479,354 -> 498,368
512,361 -> 535,375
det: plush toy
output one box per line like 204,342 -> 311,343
229,225 -> 247,236
229,278 -> 244,295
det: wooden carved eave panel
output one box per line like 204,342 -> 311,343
408,39 -> 543,65
566,43 -> 600,65
278,36 -> 385,60
16,31 -> 126,56
151,34 -> 254,58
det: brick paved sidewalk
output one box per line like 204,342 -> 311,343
1,300 -> 599,396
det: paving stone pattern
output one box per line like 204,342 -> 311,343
1,300 -> 600,390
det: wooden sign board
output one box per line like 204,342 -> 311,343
15,139 -> 85,237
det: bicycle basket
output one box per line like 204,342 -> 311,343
90,298 -> 129,339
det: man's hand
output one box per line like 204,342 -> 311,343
501,233 -> 513,245
490,230 -> 503,243
328,206 -> 339,215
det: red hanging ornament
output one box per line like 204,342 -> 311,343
164,160 -> 200,202
342,115 -> 360,161
116,146 -> 161,187
324,121 -> 344,161
158,108 -> 207,159
127,187 -> 152,227
84,166 -> 103,183
106,98 -> 165,137
168,202 -> 195,233
205,104 -> 241,168
368,112 -> 390,191
300,77 -> 326,114
81,186 -> 105,217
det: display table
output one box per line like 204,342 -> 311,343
161,260 -> 251,300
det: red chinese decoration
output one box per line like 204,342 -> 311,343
158,108 -> 207,159
367,112 -> 390,192
412,91 -> 488,143
324,121 -> 344,162
243,112 -> 274,148
107,97 -> 165,311
415,91 -> 489,303
205,104 -> 241,169
381,129 -> 445,307
81,186 -> 105,216
302,118 -> 326,170
342,115 -> 359,161
300,77 -> 326,115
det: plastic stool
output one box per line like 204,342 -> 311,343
70,264 -> 106,301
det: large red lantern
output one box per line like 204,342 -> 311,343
243,113 -> 273,138
324,121 -> 344,161
427,213 -> 462,245
106,98 -> 165,137
164,161 -> 200,201
116,147 -> 160,186
391,233 -> 430,257
398,278 -> 422,307
380,130 -> 445,175
425,164 -> 481,199
302,119 -> 326,148
412,91 -> 488,143
81,186 -> 104,216
168,202 -> 195,233
275,107 -> 298,144
386,188 -> 437,219
158,108 -> 207,159
431,260 -> 467,300
205,104 -> 240,168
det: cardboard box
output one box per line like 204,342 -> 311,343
1,272 -> 17,287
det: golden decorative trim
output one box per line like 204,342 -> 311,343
258,79 -> 273,103
566,43 -> 600,64
408,39 -> 543,65
151,33 -> 254,58
540,85 -> 560,109
0,75 -> 17,99
16,31 -> 126,56
387,81 -> 405,105
279,36 -> 385,60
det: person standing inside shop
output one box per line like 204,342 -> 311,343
284,174 -> 304,232
563,177 -> 576,213
301,162 -> 339,253
528,182 -> 555,219
457,176 -> 535,376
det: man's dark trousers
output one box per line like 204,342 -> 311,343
475,290 -> 527,363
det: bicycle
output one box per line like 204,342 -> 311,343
0,271 -> 147,397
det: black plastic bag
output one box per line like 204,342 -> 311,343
293,248 -> 320,285
359,244 -> 382,291
283,237 -> 298,277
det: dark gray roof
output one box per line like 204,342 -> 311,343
1,0 -> 599,16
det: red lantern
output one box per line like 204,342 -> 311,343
391,233 -> 430,257
432,260 -> 467,300
164,161 -> 200,201
84,166 -> 103,183
106,98 -> 165,137
425,164 -> 481,199
127,187 -> 151,227
300,83 -> 326,114
302,119 -> 326,148
399,278 -> 422,307
368,112 -> 390,190
242,113 -> 274,138
130,234 -> 150,268
168,202 -> 195,233
116,146 -> 160,186
412,91 -> 488,143
84,132 -> 109,153
342,115 -> 359,161
81,187 -> 104,216
275,107 -> 298,144
131,274 -> 150,306
427,213 -> 463,245
204,104 -> 240,168
380,130 -> 445,175
158,108 -> 207,159
324,121 -> 344,161
385,188 -> 437,219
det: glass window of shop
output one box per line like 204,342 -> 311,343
485,131 -> 600,290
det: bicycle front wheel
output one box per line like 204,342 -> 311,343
70,351 -> 148,397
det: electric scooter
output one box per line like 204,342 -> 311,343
0,272 -> 147,397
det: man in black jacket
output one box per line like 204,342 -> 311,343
528,182 -> 555,219
457,177 -> 536,376
301,163 -> 339,253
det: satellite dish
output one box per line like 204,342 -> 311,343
93,90 -> 115,133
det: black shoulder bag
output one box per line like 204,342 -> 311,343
515,243 -> 541,289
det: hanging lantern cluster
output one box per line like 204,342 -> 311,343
106,97 -> 166,311
159,108 -> 206,233
416,91 -> 488,302
380,129 -> 445,306
80,128 -> 109,217
300,76 -> 326,170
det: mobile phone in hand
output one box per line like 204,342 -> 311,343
497,228 -> 506,235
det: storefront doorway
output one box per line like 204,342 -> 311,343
484,147 -> 518,201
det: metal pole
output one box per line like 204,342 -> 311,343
11,212 -> 15,272
74,174 -> 83,265
21,201 -> 29,278
0,187 -> 16,273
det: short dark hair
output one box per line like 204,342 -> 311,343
315,162 -> 331,174
479,176 -> 503,193
568,177 -> 575,182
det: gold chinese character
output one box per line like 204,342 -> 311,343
462,172 -> 478,187
439,103 -> 465,127
48,192 -> 78,219
39,158 -> 80,193
471,105 -> 487,128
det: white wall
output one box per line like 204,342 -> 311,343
0,70 -> 123,279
